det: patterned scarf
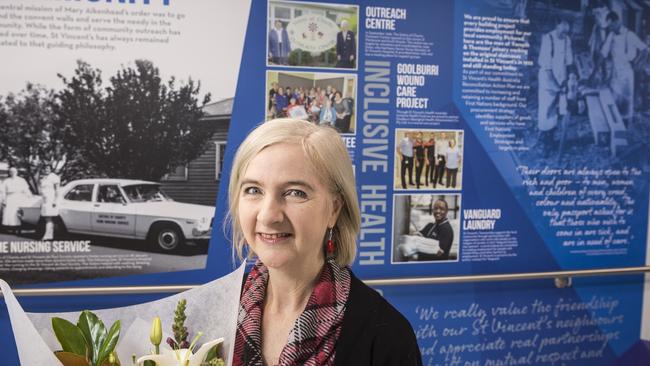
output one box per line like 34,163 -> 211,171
233,258 -> 351,366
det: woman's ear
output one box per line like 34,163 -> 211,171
329,194 -> 343,227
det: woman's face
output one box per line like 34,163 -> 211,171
238,143 -> 340,271
433,200 -> 448,222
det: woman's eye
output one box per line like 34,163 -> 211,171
243,186 -> 261,195
286,189 -> 307,199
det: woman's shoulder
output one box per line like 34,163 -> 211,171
335,270 -> 422,365
347,272 -> 415,333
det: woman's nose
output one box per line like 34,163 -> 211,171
257,196 -> 284,224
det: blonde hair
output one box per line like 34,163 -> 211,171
226,118 -> 360,267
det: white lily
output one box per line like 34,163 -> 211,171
136,337 -> 224,366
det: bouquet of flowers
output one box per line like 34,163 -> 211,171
0,263 -> 245,366
50,299 -> 225,366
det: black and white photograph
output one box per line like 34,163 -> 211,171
394,129 -> 464,191
266,70 -> 357,134
267,0 -> 359,69
0,0 -> 250,284
520,0 -> 650,165
392,194 -> 461,263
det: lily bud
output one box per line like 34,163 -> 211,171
150,316 -> 162,349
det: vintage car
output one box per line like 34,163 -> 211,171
20,178 -> 214,252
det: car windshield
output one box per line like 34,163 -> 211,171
121,184 -> 171,203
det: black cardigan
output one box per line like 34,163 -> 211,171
334,271 -> 423,365
240,270 -> 423,365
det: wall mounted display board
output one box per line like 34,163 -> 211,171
1,0 -> 649,364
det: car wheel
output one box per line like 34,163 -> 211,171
151,224 -> 185,252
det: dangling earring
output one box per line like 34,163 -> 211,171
326,227 -> 336,255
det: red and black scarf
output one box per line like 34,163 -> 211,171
233,258 -> 351,366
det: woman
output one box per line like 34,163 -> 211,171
332,92 -> 350,133
274,88 -> 288,118
445,139 -> 460,189
39,165 -> 61,240
286,97 -> 309,120
229,119 -> 421,365
1,167 -> 31,234
268,82 -> 279,115
308,100 -> 321,123
307,88 -> 317,107
319,98 -> 336,126
317,89 -> 327,107
398,199 -> 453,261
296,90 -> 306,107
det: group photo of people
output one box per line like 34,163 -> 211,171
394,129 -> 464,191
266,71 -> 356,134
392,194 -> 461,263
267,0 -> 358,69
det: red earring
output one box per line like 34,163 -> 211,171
326,227 -> 335,255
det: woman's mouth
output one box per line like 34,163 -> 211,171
257,232 -> 292,244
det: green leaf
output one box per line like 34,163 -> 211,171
52,317 -> 88,357
77,311 -> 96,360
54,351 -> 91,366
96,320 -> 120,366
78,310 -> 107,363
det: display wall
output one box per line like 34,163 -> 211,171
1,0 -> 649,364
